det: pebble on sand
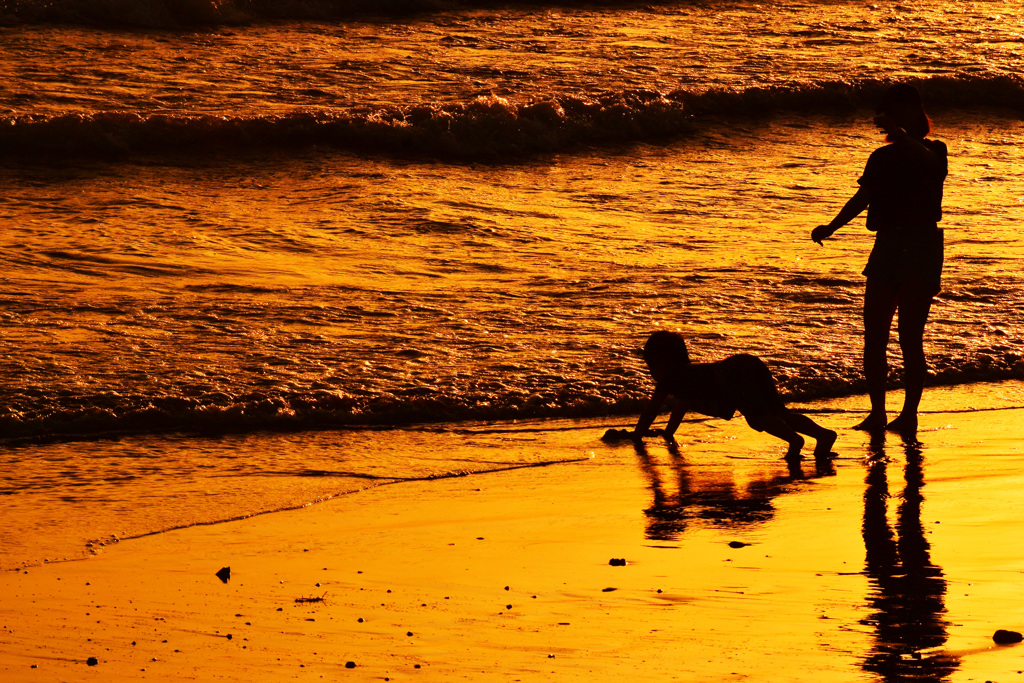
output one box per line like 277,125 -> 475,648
728,541 -> 751,549
345,661 -> 356,669
215,567 -> 231,583
608,558 -> 627,566
86,657 -> 98,666
993,629 -> 1023,644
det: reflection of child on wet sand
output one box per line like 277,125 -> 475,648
606,331 -> 837,458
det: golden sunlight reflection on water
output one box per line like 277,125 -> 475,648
3,112 -> 1024,443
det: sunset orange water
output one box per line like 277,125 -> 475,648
2,0 -> 1024,680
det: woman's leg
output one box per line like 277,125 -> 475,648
857,278 -> 899,430
889,288 -> 935,434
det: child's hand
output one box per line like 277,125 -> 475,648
602,428 -> 675,442
602,428 -> 635,442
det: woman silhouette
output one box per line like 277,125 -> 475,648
812,84 -> 948,435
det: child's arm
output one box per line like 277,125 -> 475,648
663,403 -> 687,439
632,385 -> 671,438
602,385 -> 675,443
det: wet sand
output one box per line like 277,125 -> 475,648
2,383 -> 1024,682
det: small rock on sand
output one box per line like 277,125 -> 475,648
993,629 -> 1023,644
86,657 -> 98,666
215,567 -> 231,583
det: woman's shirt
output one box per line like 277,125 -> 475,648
859,138 -> 948,232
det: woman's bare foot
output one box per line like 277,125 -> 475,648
853,413 -> 887,431
814,429 -> 838,457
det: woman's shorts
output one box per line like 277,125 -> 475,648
863,227 -> 944,297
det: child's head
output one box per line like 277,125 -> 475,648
643,331 -> 690,382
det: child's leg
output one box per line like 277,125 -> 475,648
782,411 -> 837,457
749,414 -> 805,457
733,358 -> 834,457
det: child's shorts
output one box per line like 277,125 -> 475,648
715,354 -> 788,430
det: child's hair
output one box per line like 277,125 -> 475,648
643,330 -> 690,367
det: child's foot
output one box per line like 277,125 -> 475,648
813,429 -> 838,457
785,435 -> 805,458
886,413 -> 918,436
853,413 -> 887,431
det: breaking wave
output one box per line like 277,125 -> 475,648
3,74 -> 1024,160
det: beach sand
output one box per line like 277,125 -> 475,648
3,382 -> 1024,682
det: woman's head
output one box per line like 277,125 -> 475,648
643,330 -> 690,382
877,83 -> 931,140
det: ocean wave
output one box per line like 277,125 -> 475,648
677,73 -> 1024,117
2,357 -> 1023,444
0,90 -> 691,159
0,0 -> 364,26
3,0 -> 720,28
3,74 -> 1022,160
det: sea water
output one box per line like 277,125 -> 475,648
2,0 -> 1024,567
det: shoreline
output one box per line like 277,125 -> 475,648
3,384 -> 1024,681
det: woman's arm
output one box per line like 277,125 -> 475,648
812,185 -> 870,244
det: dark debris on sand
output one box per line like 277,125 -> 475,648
993,629 -> 1023,644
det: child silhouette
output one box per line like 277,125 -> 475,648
607,331 -> 836,458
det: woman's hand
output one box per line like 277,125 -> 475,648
873,113 -> 907,141
811,224 -> 836,245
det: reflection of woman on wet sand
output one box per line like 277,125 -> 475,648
861,440 -> 958,679
812,84 -> 948,435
